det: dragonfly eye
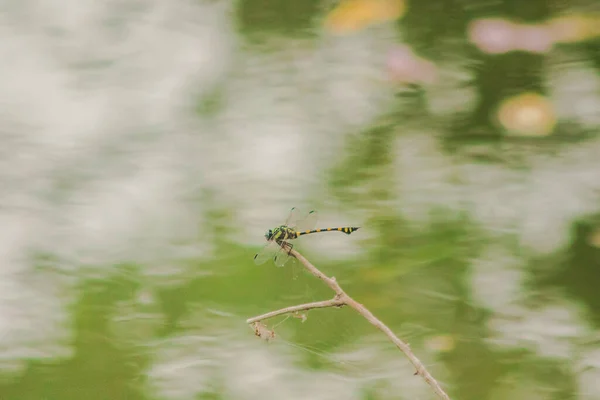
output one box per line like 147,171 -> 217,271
265,229 -> 273,240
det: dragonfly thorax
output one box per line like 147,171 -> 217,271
265,225 -> 296,243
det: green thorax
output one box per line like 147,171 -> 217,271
265,225 -> 296,243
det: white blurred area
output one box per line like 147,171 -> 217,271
0,0 -> 234,381
0,0 -> 395,395
394,132 -> 600,254
143,332 -> 366,400
1,0 -> 600,398
141,313 -> 445,400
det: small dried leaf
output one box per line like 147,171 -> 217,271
252,322 -> 276,342
293,312 -> 308,323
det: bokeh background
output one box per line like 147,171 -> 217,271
1,0 -> 600,399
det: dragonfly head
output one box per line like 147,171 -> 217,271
264,229 -> 274,240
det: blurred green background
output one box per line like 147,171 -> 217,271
1,0 -> 599,399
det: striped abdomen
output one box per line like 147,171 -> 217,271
295,227 -> 360,237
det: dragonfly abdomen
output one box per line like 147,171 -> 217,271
296,227 -> 360,236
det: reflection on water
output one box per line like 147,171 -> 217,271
1,0 -> 600,399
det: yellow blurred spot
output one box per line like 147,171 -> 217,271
358,267 -> 384,283
358,265 -> 403,284
361,293 -> 392,309
325,0 -> 406,34
548,14 -> 600,43
424,334 -> 456,352
496,92 -> 556,137
588,229 -> 600,248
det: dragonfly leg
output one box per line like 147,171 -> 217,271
279,241 -> 294,255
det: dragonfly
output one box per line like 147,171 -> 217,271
254,207 -> 360,267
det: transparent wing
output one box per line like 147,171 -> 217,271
284,207 -> 303,228
295,210 -> 318,232
274,247 -> 293,267
254,241 -> 281,265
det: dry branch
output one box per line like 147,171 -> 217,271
246,298 -> 345,324
247,248 -> 451,400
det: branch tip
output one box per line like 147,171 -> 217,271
246,248 -> 452,400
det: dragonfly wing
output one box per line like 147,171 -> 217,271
274,248 -> 292,267
254,241 -> 281,265
285,207 -> 303,229
295,210 -> 318,232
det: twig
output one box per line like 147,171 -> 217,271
246,298 -> 345,324
247,248 -> 452,400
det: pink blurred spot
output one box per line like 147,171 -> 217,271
514,24 -> 554,53
386,45 -> 437,84
468,18 -> 517,54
